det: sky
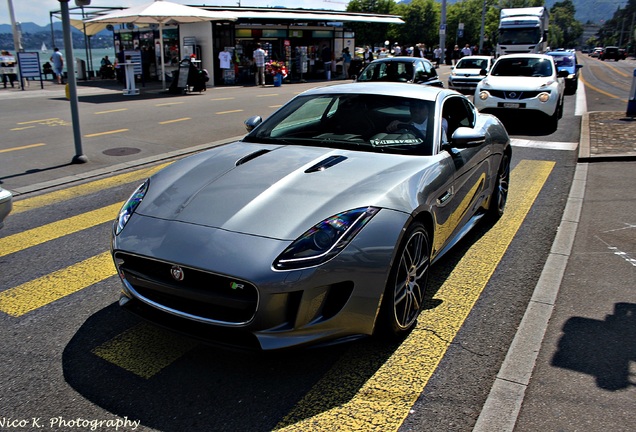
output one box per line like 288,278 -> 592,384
1,0 -> 348,27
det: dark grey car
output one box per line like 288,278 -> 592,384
355,57 -> 444,87
112,83 -> 510,350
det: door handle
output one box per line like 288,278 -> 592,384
437,187 -> 454,205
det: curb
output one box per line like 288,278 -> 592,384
473,99 -> 592,432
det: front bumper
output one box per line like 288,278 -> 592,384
474,88 -> 559,117
112,209 -> 409,350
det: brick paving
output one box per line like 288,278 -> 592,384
588,111 -> 636,156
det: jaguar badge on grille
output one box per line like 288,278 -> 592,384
170,265 -> 185,281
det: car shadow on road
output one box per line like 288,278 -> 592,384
62,303 -> 406,431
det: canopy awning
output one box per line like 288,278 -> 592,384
202,7 -> 404,25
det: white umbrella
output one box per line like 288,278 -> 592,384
86,0 -> 237,90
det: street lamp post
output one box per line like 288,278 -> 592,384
6,0 -> 23,52
58,0 -> 88,164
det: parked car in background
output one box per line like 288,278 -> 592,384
474,53 -> 568,130
619,48 -> 628,59
448,55 -> 494,94
0,187 -> 12,229
547,49 -> 582,94
111,82 -> 511,351
355,57 -> 444,87
601,46 -> 621,61
590,47 -> 603,58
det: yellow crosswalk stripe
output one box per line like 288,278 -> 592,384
0,202 -> 121,258
10,162 -> 170,215
92,323 -> 198,379
276,159 -> 555,431
0,252 -> 115,317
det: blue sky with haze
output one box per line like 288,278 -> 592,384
1,0 -> 347,27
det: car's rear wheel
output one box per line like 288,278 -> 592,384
378,222 -> 430,337
487,152 -> 510,221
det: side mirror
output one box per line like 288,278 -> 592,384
557,69 -> 570,78
479,69 -> 487,76
449,127 -> 486,148
576,64 -> 583,69
244,115 -> 262,132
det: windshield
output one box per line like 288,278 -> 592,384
498,28 -> 541,45
456,58 -> 488,70
243,94 -> 437,155
550,54 -> 574,67
491,57 -> 553,77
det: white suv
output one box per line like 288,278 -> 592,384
474,54 -> 568,130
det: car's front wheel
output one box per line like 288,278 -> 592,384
378,222 -> 430,337
487,152 -> 510,221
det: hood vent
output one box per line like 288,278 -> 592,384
236,149 -> 271,166
305,155 -> 348,173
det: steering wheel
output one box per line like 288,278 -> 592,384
393,123 -> 425,139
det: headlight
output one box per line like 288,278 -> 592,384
274,207 -> 379,270
538,92 -> 550,103
478,91 -> 490,100
115,180 -> 149,235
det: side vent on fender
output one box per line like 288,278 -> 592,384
305,155 -> 348,173
236,149 -> 271,166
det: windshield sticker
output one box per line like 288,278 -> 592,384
371,138 -> 422,147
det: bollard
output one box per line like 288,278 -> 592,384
626,69 -> 636,118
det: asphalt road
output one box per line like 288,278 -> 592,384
0,56 -> 630,431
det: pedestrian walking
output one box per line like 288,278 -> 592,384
433,46 -> 442,67
341,47 -> 352,79
253,43 -> 266,86
451,45 -> 461,65
363,46 -> 374,64
50,47 -> 64,84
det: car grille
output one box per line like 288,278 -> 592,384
488,90 -> 548,100
114,252 -> 258,325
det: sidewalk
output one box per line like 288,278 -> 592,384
474,112 -> 636,431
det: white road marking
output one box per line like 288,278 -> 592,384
511,139 -> 578,151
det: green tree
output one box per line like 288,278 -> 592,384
392,0 -> 439,49
549,0 -> 583,48
346,0 -> 397,47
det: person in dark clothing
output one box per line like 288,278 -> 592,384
321,44 -> 332,81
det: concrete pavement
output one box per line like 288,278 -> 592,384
2,78 -> 635,431
474,112 -> 636,431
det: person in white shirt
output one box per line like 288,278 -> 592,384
461,44 -> 472,57
219,49 -> 232,69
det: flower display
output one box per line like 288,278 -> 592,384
266,60 -> 288,78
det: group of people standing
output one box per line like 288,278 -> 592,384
0,50 -> 17,88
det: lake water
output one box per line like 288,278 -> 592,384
0,47 -> 117,75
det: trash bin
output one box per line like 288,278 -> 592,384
273,73 -> 282,87
76,59 -> 87,80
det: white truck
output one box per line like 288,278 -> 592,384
496,7 -> 549,57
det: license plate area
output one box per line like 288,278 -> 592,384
499,102 -> 526,109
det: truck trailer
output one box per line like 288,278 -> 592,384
497,7 -> 549,56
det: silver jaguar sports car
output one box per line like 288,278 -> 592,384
112,83 -> 511,351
